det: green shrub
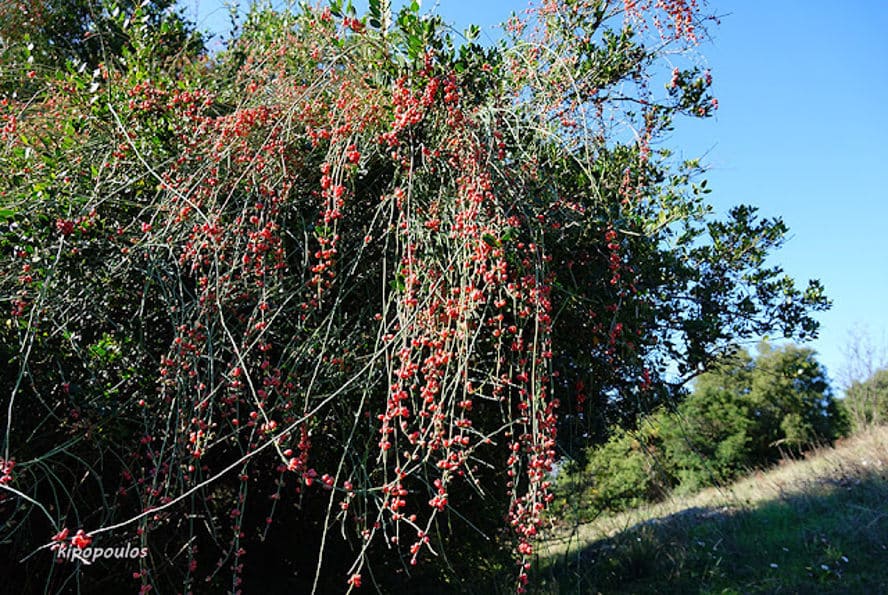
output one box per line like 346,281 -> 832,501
660,386 -> 753,491
845,368 -> 888,430
575,416 -> 676,515
562,344 -> 850,516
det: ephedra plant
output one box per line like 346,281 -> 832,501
0,0 -> 828,592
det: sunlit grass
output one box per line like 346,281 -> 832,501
533,425 -> 888,594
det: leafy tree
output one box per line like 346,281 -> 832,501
563,344 -> 848,516
844,368 -> 888,430
665,344 -> 848,487
0,0 -> 203,73
745,343 -> 848,458
0,0 -> 830,592
660,376 -> 755,490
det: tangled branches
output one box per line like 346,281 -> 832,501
0,1 -> 827,592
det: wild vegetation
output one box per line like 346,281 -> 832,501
845,369 -> 888,430
555,343 -> 850,520
536,423 -> 888,594
0,1 -> 834,593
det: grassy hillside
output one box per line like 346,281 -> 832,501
534,426 -> 888,594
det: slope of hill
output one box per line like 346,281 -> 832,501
534,425 -> 888,594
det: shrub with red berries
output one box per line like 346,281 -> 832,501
0,0 -> 828,592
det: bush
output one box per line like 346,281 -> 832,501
583,418 -> 675,513
564,344 -> 849,515
0,1 -> 830,592
659,385 -> 753,491
553,414 -> 675,522
845,368 -> 888,430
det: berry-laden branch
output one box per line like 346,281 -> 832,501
0,1 -> 827,592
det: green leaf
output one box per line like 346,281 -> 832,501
390,273 -> 406,292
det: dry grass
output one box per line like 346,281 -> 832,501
533,425 -> 888,594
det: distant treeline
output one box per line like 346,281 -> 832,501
555,342 -> 888,519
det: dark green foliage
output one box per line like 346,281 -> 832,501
0,0 -> 203,72
568,420 -> 673,517
560,344 -> 850,516
660,381 -> 754,491
667,343 -> 848,489
741,343 -> 849,459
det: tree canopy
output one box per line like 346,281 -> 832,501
0,0 -> 201,70
670,343 -> 847,474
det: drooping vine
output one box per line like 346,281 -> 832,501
0,1 -> 828,592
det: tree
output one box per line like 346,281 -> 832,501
0,0 -> 203,85
0,1 -> 829,592
664,344 -> 847,487
845,368 -> 888,429
838,326 -> 888,430
562,344 -> 848,514
653,348 -> 759,492
746,343 -> 847,457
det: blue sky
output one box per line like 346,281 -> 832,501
183,1 -> 888,389
670,2 -> 888,388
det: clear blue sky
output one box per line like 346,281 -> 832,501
183,1 -> 888,389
